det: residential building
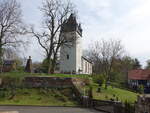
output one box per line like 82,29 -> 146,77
128,69 -> 150,93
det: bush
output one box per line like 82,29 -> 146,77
16,66 -> 25,72
1,76 -> 23,88
138,85 -> 144,94
124,100 -> 135,113
41,58 -> 52,73
0,89 -> 6,98
92,74 -> 105,87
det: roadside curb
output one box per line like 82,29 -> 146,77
0,105 -> 84,108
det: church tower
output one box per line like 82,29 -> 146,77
60,14 -> 83,74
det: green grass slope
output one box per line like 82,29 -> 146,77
0,71 -> 90,78
0,88 -> 78,106
93,85 -> 138,103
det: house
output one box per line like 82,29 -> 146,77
128,69 -> 150,93
135,94 -> 150,113
60,14 -> 92,74
2,60 -> 17,72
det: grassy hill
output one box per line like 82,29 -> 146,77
0,71 -> 138,105
0,71 -> 90,78
0,71 -> 90,106
92,84 -> 138,104
0,88 -> 78,106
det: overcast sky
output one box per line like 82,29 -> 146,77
18,0 -> 150,67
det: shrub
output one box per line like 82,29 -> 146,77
92,74 -> 105,87
41,58 -> 52,73
124,100 -> 135,113
138,85 -> 144,94
1,76 -> 23,88
0,89 -> 6,98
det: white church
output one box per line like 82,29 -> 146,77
60,14 -> 92,74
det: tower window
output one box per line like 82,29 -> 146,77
67,54 -> 69,59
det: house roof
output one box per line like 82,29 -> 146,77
3,60 -> 15,65
128,69 -> 150,80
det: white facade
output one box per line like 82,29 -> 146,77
82,57 -> 92,74
60,31 -> 81,74
60,31 -> 84,74
59,14 -> 92,74
59,31 -> 92,74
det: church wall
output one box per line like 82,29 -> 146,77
82,58 -> 92,74
60,32 -> 77,73
59,14 -> 93,74
76,32 -> 82,73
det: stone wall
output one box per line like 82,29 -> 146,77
92,99 -> 124,113
135,95 -> 150,113
23,76 -> 89,106
23,76 -> 89,88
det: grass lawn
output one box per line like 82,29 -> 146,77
0,88 -> 78,106
32,73 -> 90,78
92,84 -> 138,104
0,71 -> 90,79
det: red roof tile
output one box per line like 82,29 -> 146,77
128,69 -> 150,80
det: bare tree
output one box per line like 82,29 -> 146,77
145,60 -> 150,69
0,0 -> 25,65
3,48 -> 16,60
3,47 -> 23,66
88,39 -> 124,83
30,0 -> 75,74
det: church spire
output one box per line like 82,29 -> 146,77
61,13 -> 82,36
67,13 -> 77,25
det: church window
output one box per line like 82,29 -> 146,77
67,54 -> 69,59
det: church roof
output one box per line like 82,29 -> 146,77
61,13 -> 82,36
67,13 -> 77,25
82,56 -> 93,64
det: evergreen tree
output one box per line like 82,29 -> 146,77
133,58 -> 141,69
145,60 -> 150,69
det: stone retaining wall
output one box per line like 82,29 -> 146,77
23,76 -> 89,88
92,99 -> 124,113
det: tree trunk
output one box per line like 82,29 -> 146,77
47,62 -> 51,74
46,55 -> 51,74
50,57 -> 56,74
50,64 -> 55,74
0,47 -> 2,64
0,41 -> 3,73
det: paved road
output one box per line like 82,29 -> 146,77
0,106 -> 103,113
